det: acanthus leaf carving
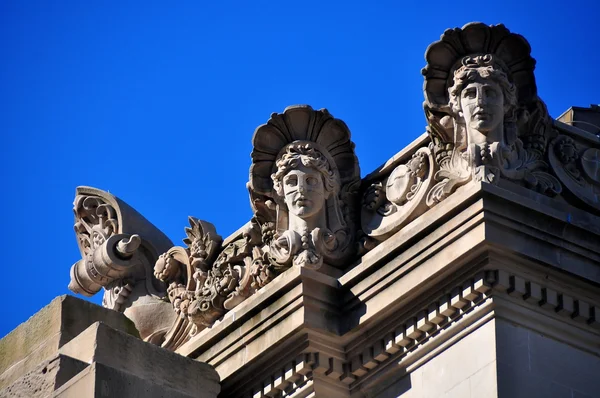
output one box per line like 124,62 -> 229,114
70,24 -> 599,355
155,216 -> 282,348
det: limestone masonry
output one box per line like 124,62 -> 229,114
2,22 -> 599,398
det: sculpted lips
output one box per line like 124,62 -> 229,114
473,108 -> 491,120
294,195 -> 311,207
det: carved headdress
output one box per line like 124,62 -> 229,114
423,22 -> 536,113
248,105 -> 360,268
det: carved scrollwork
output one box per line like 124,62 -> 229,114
362,147 -> 436,241
549,135 -> 600,211
69,187 -> 177,343
425,144 -> 471,207
154,216 -> 283,349
361,23 -> 565,242
152,106 -> 362,350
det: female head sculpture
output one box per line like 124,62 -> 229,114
268,141 -> 345,269
249,105 -> 360,270
422,23 -> 561,202
272,142 -> 339,230
448,54 -> 518,148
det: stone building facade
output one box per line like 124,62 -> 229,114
1,22 -> 599,398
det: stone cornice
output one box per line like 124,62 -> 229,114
225,267 -> 599,397
174,176 -> 600,396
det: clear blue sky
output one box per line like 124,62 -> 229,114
1,1 -> 598,338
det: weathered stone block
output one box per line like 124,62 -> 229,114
53,362 -> 208,398
0,354 -> 87,398
59,322 -> 220,397
0,295 -> 138,390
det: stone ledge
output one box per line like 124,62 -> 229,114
52,362 -> 209,398
231,267 -> 600,397
60,322 -> 220,397
0,295 -> 138,390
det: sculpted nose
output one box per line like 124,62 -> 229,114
476,92 -> 485,105
297,179 -> 307,193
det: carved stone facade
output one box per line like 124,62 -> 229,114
2,22 -> 598,398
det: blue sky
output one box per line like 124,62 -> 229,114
1,1 -> 598,338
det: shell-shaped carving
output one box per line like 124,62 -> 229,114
249,105 -> 360,197
422,22 -> 536,110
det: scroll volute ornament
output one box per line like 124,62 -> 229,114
361,146 -> 436,242
248,105 -> 361,270
549,136 -> 600,212
70,186 -> 177,343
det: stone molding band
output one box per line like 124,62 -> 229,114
241,269 -> 600,397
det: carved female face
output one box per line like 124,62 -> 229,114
459,79 -> 504,135
282,163 -> 326,219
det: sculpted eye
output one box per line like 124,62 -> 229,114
463,88 -> 476,99
306,177 -> 318,186
285,176 -> 298,186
